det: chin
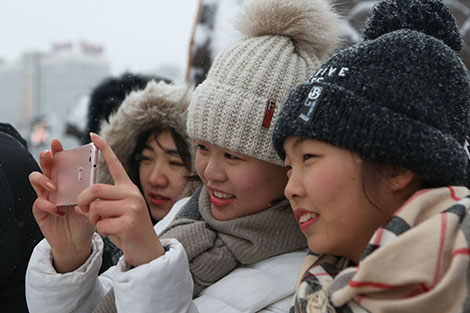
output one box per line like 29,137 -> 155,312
149,207 -> 166,221
210,207 -> 231,221
307,239 -> 329,255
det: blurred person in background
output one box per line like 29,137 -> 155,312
65,72 -> 169,145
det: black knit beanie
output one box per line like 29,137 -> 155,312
273,0 -> 470,188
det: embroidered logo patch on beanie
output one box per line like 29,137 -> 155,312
297,67 -> 351,123
298,84 -> 324,123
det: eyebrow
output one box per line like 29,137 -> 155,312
290,137 -> 307,150
143,142 -> 181,157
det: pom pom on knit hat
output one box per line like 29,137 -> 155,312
363,0 -> 462,52
273,0 -> 470,187
236,0 -> 340,59
187,0 -> 341,165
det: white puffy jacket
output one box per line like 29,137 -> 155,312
25,198 -> 306,313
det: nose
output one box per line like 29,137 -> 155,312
203,155 -> 227,183
284,168 -> 305,200
148,161 -> 169,187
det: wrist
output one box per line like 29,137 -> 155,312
52,243 -> 93,273
126,235 -> 166,267
132,245 -> 166,267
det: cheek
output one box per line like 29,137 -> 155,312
169,170 -> 189,194
235,168 -> 286,207
139,164 -> 149,186
305,165 -> 342,202
194,155 -> 207,182
306,162 -> 361,214
262,171 -> 287,199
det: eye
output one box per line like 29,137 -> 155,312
303,154 -> 317,162
224,152 -> 240,160
140,154 -> 152,163
196,144 -> 207,151
169,160 -> 185,167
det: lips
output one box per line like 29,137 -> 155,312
208,187 -> 235,207
294,208 -> 319,231
148,192 -> 170,205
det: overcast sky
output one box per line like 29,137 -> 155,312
0,0 -> 199,77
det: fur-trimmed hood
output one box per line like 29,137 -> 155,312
98,80 -> 199,197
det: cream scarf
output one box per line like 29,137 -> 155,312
160,185 -> 307,295
293,186 -> 470,313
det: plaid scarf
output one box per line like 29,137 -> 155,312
293,186 -> 470,313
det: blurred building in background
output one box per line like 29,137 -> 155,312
0,41 -> 110,157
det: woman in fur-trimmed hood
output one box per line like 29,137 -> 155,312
97,80 -> 200,272
98,80 -> 199,219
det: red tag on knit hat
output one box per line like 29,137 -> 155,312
262,99 -> 276,128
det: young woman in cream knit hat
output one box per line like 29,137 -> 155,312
26,0 -> 341,311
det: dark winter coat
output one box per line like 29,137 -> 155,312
0,123 -> 43,313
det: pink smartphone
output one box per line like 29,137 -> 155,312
49,143 -> 99,207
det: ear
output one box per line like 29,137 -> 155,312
386,165 -> 416,192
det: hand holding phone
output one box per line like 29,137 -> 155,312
28,139 -> 98,273
49,143 -> 98,206
75,133 -> 165,267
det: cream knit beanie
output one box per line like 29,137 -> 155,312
187,0 -> 341,165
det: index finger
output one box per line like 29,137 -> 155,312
39,139 -> 64,178
29,171 -> 55,198
51,138 -> 64,155
90,132 -> 131,185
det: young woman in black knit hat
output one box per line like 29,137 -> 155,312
272,0 -> 470,312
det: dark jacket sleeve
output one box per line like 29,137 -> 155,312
0,124 -> 44,313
